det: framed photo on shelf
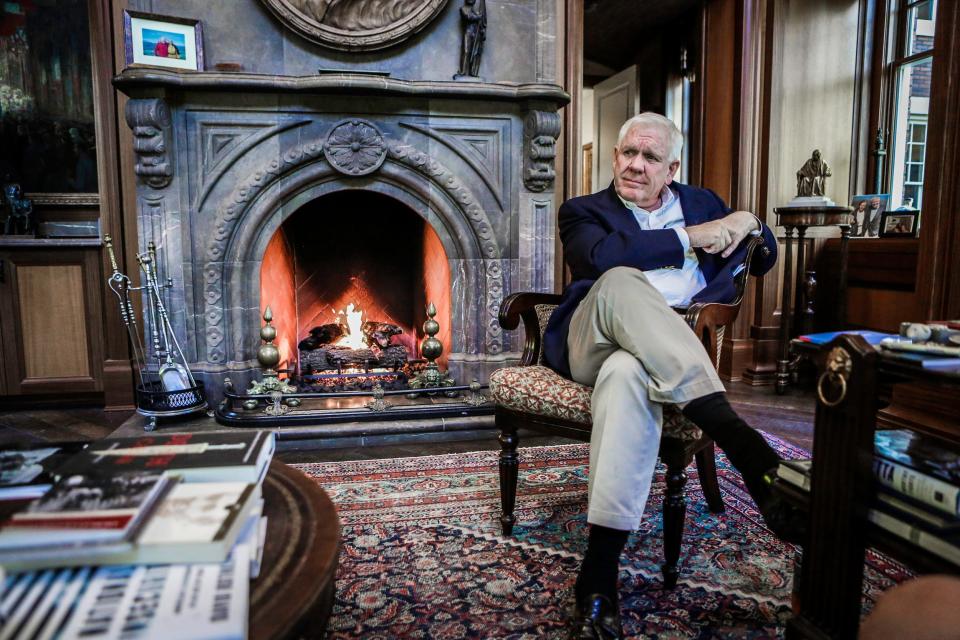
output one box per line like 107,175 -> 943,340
123,11 -> 204,71
879,210 -> 920,238
849,193 -> 890,238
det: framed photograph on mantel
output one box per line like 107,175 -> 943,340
123,11 -> 204,71
879,210 -> 920,238
849,193 -> 891,238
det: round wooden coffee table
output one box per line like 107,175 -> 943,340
251,461 -> 340,639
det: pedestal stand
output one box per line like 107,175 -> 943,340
773,205 -> 854,394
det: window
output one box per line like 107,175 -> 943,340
887,0 -> 936,211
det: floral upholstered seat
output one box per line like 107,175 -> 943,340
489,364 -> 702,441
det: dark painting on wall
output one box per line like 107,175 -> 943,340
0,0 -> 98,194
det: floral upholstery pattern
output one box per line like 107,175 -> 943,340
489,365 -> 702,442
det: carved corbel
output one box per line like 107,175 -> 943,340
125,99 -> 173,189
522,110 -> 561,192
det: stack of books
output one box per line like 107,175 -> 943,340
777,429 -> 960,565
0,430 -> 275,639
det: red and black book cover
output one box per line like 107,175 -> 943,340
55,431 -> 275,483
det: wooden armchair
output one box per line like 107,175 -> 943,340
488,235 -> 768,588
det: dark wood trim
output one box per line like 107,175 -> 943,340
744,0 -> 779,386
866,0 -> 889,193
558,0 -> 583,291
90,0 -> 135,408
917,0 -> 960,318
23,193 -> 100,207
850,0 -> 879,196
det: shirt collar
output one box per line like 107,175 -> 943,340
617,184 -> 675,215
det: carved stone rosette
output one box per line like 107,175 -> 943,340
125,99 -> 173,189
323,119 -> 387,176
522,110 -> 561,192
258,0 -> 448,51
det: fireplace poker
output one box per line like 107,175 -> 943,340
104,236 -> 146,387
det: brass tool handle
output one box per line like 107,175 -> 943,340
104,235 -> 119,273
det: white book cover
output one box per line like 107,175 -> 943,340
138,482 -> 254,546
25,546 -> 251,640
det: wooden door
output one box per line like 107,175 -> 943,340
0,248 -> 104,395
592,65 -> 640,192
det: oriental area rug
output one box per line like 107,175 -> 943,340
292,438 -> 912,639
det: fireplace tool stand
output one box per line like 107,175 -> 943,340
105,236 -> 207,431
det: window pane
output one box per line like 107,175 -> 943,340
889,58 -> 932,210
0,0 -> 98,193
906,0 -> 937,56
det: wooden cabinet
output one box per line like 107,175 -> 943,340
0,241 -> 105,396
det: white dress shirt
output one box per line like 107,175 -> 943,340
618,185 -> 706,307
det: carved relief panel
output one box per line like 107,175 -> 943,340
258,0 -> 448,51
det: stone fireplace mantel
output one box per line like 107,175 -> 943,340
114,69 -> 568,402
113,68 -> 569,104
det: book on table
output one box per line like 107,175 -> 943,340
878,349 -> 960,370
0,544 -> 251,640
776,429 -> 960,514
0,472 -> 171,551
54,430 -> 275,485
0,480 -> 261,572
795,330 -> 896,346
0,442 -> 89,501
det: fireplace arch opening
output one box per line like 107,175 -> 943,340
259,189 -> 451,381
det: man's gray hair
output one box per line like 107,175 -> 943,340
616,112 -> 683,163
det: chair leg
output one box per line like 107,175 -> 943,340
695,442 -> 726,514
498,422 -> 520,536
661,462 -> 688,589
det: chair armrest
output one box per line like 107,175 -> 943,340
499,292 -> 563,366
682,234 -> 767,362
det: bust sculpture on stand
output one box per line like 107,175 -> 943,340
773,150 -> 854,394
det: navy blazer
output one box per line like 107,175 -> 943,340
543,182 -> 778,378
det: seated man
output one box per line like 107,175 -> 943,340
541,112 -> 802,639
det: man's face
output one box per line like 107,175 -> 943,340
871,197 -> 881,209
612,125 -> 680,208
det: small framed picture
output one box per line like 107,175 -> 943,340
849,193 -> 891,238
879,210 -> 920,238
123,10 -> 204,71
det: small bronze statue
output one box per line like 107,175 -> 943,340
2,183 -> 33,235
796,149 -> 832,198
456,0 -> 486,79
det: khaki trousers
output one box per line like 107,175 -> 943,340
567,266 -> 725,531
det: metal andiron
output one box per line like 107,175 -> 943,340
407,302 -> 456,396
245,307 -> 299,414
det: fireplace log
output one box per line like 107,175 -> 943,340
298,323 -> 346,351
299,344 -> 409,373
361,321 -> 403,349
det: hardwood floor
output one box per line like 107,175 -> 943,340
0,407 -> 133,447
0,381 -> 815,462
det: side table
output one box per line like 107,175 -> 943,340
773,206 -> 854,394
252,460 -> 341,640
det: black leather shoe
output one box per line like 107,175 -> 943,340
755,470 -> 809,545
568,593 -> 623,640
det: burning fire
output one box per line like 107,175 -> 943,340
334,303 -> 366,350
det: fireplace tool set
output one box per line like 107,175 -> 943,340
104,236 -> 207,431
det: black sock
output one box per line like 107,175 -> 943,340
574,525 -> 630,604
682,392 -> 779,499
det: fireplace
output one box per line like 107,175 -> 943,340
260,189 -> 451,383
114,0 -> 567,405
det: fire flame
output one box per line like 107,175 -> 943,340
334,303 -> 366,350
